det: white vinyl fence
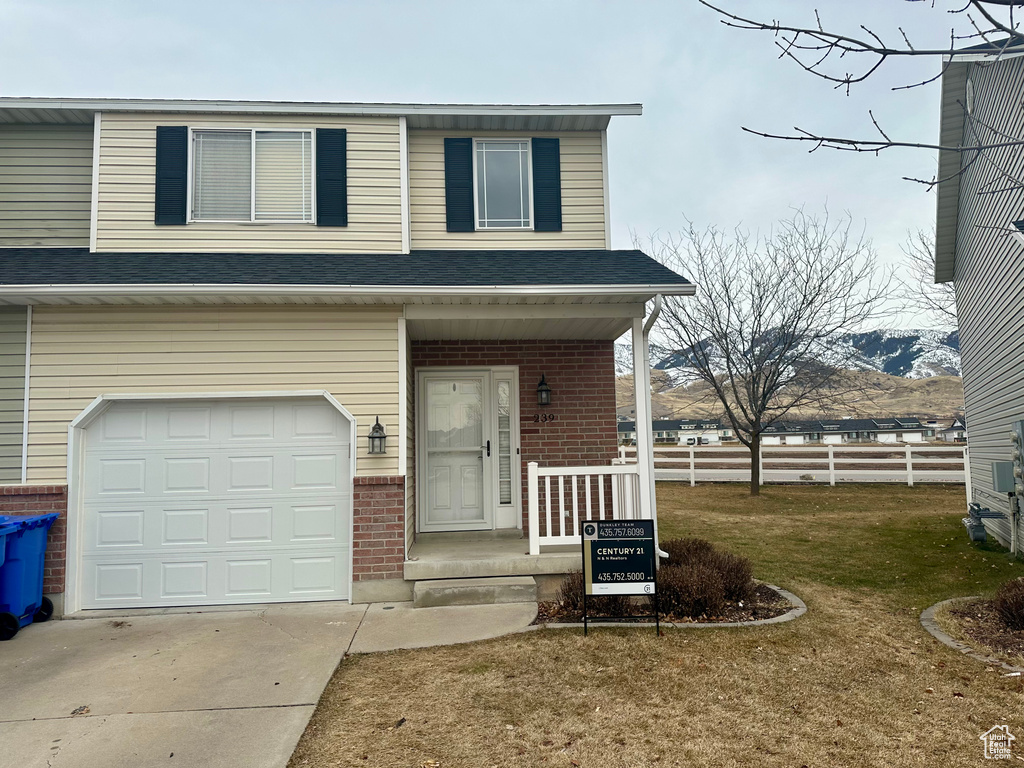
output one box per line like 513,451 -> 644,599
618,444 -> 967,486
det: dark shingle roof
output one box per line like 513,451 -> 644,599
0,248 -> 690,288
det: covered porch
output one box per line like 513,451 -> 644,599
400,293 -> 677,602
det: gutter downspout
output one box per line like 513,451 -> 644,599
642,295 -> 665,558
20,305 -> 31,484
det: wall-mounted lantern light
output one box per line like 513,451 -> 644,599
368,416 -> 387,454
537,375 -> 552,406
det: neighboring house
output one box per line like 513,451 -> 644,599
617,419 -> 722,445
0,97 -> 692,614
934,42 -> 1024,544
621,417 -> 928,446
940,418 -> 968,443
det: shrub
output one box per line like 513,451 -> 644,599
661,537 -> 716,567
711,550 -> 755,603
556,570 -> 630,617
656,561 -> 726,619
995,577 -> 1024,631
659,537 -> 756,604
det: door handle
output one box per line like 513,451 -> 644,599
483,440 -> 491,458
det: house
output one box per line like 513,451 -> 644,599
940,418 -> 967,443
621,416 -> 927,446
0,97 -> 692,614
934,42 -> 1024,545
617,419 -> 722,445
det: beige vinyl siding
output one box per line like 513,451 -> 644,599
0,308 -> 27,482
27,305 -> 401,483
947,55 -> 1024,545
408,130 -> 606,250
0,125 -> 92,247
95,113 -> 402,253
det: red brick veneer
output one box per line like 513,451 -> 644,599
352,475 -> 406,581
0,485 -> 68,594
411,340 -> 619,530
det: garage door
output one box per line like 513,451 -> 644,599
79,397 -> 351,609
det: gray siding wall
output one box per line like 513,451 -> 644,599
0,124 -> 93,247
950,56 -> 1024,544
0,308 -> 26,482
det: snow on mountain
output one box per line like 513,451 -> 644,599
835,329 -> 960,378
615,328 -> 960,380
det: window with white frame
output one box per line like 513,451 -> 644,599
474,139 -> 531,229
191,129 -> 313,222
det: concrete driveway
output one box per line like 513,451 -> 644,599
0,602 -> 366,768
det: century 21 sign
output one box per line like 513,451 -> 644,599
582,520 -> 657,596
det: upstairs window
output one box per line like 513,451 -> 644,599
474,140 -> 531,229
191,129 -> 313,222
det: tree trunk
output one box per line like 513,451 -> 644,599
749,433 -> 761,496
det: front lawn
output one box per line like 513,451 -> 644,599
291,484 -> 1024,768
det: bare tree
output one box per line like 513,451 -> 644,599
699,1 -> 1024,188
899,229 -> 958,327
640,209 -> 893,495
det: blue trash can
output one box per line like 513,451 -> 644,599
0,512 -> 60,640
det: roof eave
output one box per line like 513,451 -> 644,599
0,282 -> 696,299
934,57 -> 969,284
0,97 -> 643,118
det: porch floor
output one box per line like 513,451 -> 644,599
404,531 -> 581,581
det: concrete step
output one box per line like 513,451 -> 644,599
404,549 -> 581,581
412,576 -> 538,609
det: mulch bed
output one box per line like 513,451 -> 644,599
948,598 -> 1024,663
534,583 -> 792,625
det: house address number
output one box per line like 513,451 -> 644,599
533,413 -> 557,423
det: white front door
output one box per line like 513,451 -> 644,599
418,369 -> 520,532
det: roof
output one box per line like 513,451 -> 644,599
0,98 -> 641,132
620,417 -> 929,434
935,40 -> 1024,282
0,248 -> 689,288
617,419 -> 721,432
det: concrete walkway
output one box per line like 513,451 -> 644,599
0,600 -> 538,768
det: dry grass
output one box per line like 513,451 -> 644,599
291,484 -> 1024,768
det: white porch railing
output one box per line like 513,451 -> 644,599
527,461 -> 642,555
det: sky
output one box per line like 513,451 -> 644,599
0,0 -> 988,326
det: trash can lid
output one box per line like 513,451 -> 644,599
0,512 -> 59,531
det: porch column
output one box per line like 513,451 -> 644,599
631,317 -> 657,535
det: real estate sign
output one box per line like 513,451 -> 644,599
582,520 -> 656,596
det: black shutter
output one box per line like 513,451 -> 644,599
154,126 -> 187,225
444,138 -> 474,232
532,138 -> 562,232
316,128 -> 348,226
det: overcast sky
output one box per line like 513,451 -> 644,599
0,1 -> 984,327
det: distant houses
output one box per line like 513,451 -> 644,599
617,417 -> 966,446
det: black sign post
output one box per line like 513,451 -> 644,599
581,519 -> 659,636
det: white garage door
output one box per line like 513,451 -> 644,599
79,398 -> 351,609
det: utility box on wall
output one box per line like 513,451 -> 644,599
993,461 -> 1016,494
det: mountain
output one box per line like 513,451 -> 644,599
614,328 -> 960,380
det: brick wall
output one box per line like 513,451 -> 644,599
352,476 -> 405,581
0,485 -> 68,594
411,340 -> 619,530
